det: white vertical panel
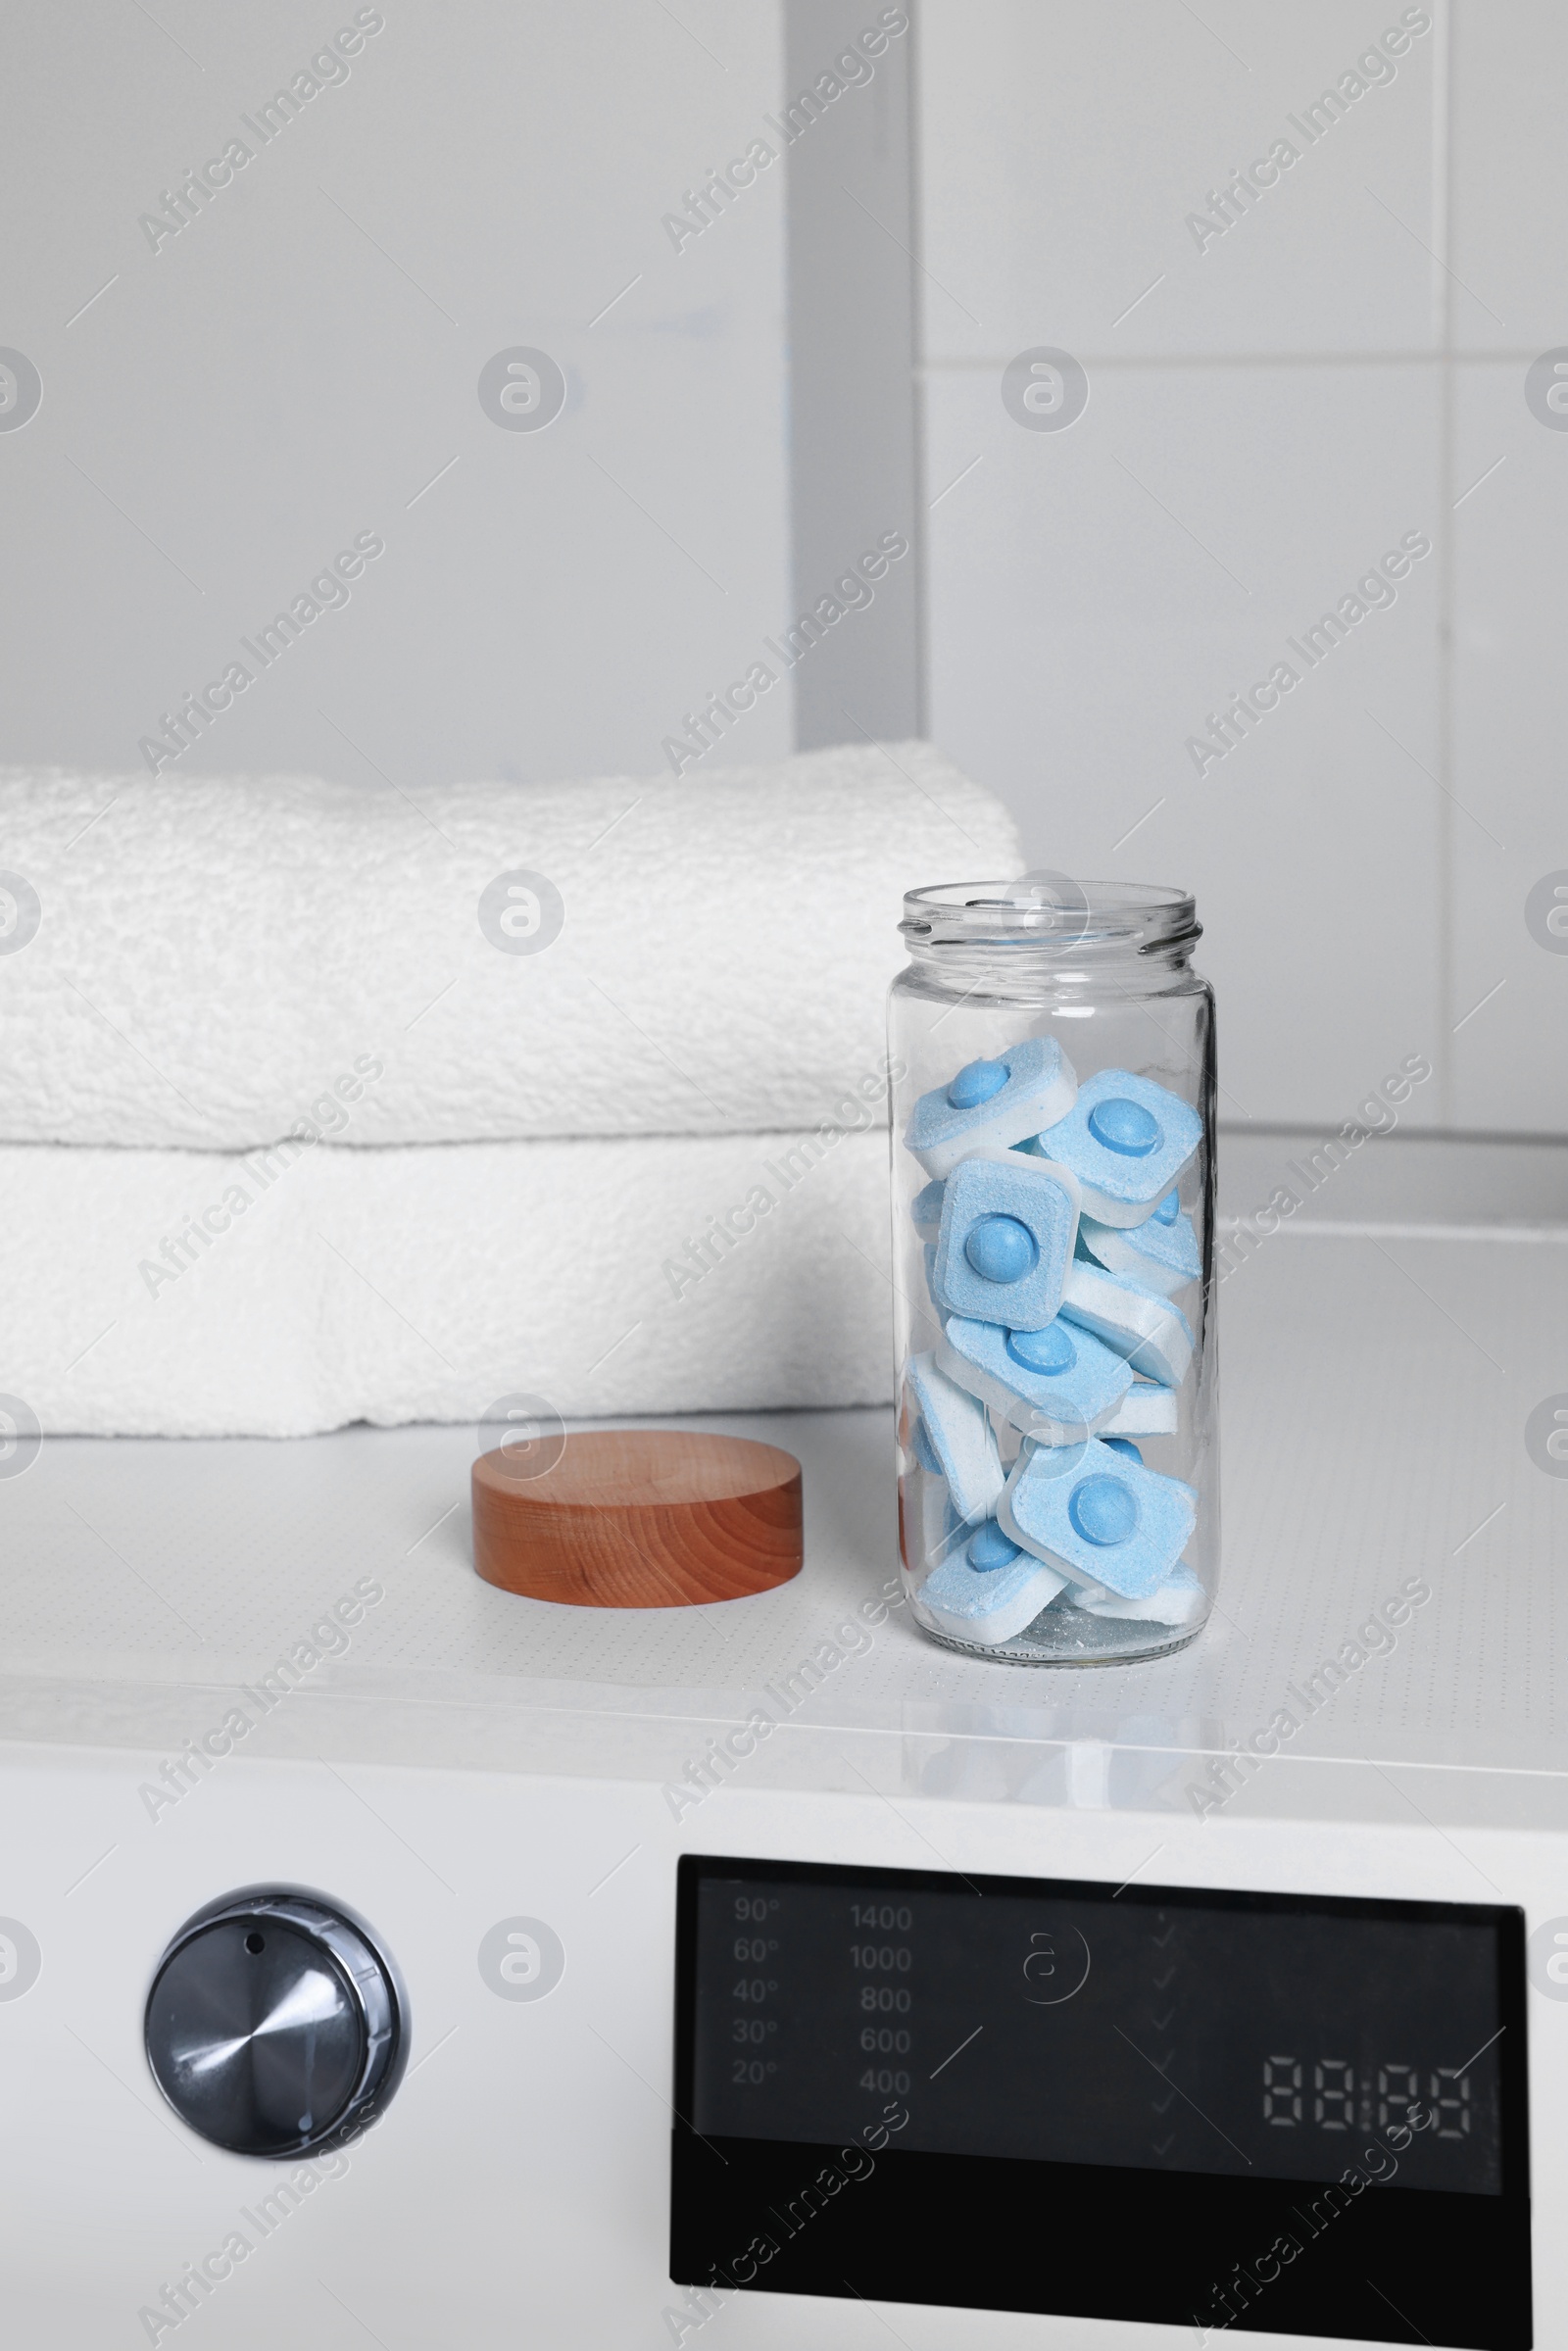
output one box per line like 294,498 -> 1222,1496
783,0 -> 921,745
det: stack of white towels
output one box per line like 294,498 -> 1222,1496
0,744 -> 1021,1437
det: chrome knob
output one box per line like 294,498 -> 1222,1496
145,1889 -> 404,2158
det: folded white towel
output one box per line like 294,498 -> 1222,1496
0,744 -> 1019,1150
0,1127 -> 893,1438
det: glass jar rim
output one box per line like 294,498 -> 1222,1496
901,876 -> 1199,955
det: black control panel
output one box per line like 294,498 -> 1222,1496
670,1858 -> 1530,2346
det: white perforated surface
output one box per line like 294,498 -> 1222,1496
1,1229 -> 1563,1777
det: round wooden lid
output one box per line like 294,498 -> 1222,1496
471,1429 -> 804,1609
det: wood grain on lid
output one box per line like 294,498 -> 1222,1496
471,1429 -> 804,1609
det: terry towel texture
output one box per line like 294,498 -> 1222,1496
3,1129 -> 894,1437
2,742 -> 1022,1434
0,745 -> 1021,1150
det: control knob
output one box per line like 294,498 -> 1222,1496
144,1888 -> 403,2157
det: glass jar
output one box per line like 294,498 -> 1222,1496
889,878 -> 1217,1665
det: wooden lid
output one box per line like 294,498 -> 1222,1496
471,1429 -> 804,1609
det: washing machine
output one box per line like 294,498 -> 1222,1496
0,1226 -> 1561,2347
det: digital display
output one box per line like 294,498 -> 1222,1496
672,1861 -> 1530,2346
687,1866 -> 1509,2195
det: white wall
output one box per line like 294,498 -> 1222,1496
4,1 -> 1562,1142
915,0 -> 1566,1136
0,0 -> 794,790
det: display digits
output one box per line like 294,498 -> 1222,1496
1262,2056 -> 1471,2136
1315,2057 -> 1355,2131
1261,2055 -> 1302,2126
849,1907 -> 915,2067
729,1898 -> 781,2084
729,1952 -> 779,2081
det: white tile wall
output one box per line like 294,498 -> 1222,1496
916,0 -> 1566,1137
917,0 -> 1443,363
1450,361 -> 1568,1132
922,362 -> 1443,1125
3,1 -> 1560,1137
0,0 -> 794,790
1449,1 -> 1568,353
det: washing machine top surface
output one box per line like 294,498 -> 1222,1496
0,1227 -> 1563,1816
